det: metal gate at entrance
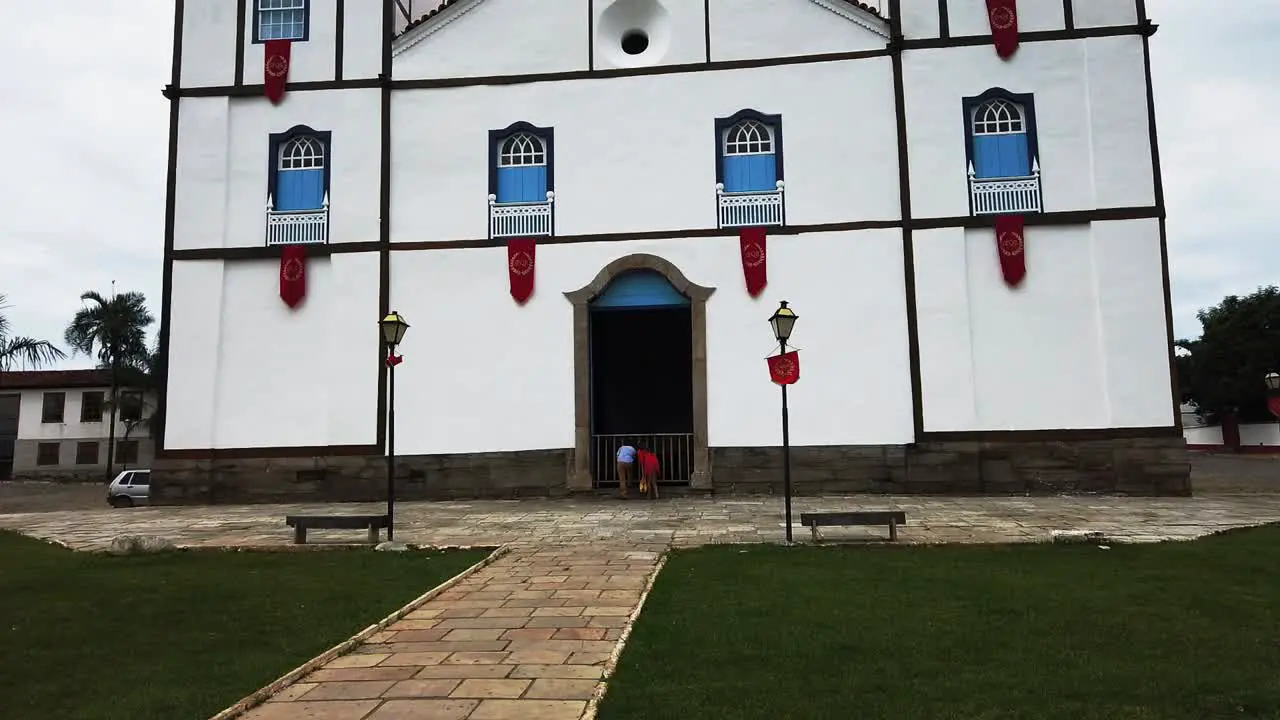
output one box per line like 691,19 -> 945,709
591,433 -> 694,488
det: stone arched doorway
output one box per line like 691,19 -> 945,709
565,254 -> 715,490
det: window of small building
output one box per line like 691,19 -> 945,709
119,391 -> 144,423
36,442 -> 60,466
41,392 -> 65,424
75,441 -> 99,465
116,440 -> 140,466
80,391 -> 105,423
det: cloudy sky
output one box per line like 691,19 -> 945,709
0,1 -> 1276,370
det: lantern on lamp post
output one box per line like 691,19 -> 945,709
768,301 -> 799,544
1265,372 -> 1280,424
379,311 -> 410,541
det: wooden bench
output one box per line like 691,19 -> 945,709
799,511 -> 907,543
284,514 -> 390,545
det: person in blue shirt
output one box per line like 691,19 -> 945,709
616,442 -> 637,498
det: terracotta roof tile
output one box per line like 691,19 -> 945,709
397,0 -> 884,40
0,369 -> 113,390
398,0 -> 465,38
841,0 -> 884,17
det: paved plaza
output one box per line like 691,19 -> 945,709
242,545 -> 660,720
4,493 -> 1280,551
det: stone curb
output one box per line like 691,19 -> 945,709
579,551 -> 670,720
206,543 -> 512,720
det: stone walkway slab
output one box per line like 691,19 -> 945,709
3,494 -> 1280,552
240,544 -> 662,720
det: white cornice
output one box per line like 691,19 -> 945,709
807,0 -> 891,38
392,0 -> 489,58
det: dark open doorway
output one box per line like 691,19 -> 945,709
589,271 -> 694,488
0,394 -> 18,481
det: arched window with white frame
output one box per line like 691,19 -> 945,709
721,118 -> 779,193
494,131 -> 550,203
275,134 -> 327,211
970,98 -> 1031,180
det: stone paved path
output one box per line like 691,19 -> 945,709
4,494 -> 1280,551
241,544 -> 662,720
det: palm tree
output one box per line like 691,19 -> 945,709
65,291 -> 155,482
0,294 -> 67,374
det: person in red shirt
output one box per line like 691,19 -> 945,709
636,447 -> 661,499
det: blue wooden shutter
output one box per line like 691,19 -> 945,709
746,154 -> 777,192
724,154 -> 776,192
723,156 -> 750,192
497,167 -> 547,203
276,169 -> 324,211
972,133 -> 1030,179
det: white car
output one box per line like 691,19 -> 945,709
107,469 -> 150,508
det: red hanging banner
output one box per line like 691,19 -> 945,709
279,244 -> 307,308
994,214 -> 1027,288
264,39 -> 292,104
507,237 -> 536,304
985,0 -> 1020,59
386,351 -> 404,367
1268,396 -> 1280,419
739,226 -> 768,298
767,351 -> 800,386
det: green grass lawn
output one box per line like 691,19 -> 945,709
600,525 -> 1280,720
0,531 -> 489,720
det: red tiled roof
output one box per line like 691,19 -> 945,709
398,0 -> 465,37
0,369 -> 113,390
397,0 -> 884,39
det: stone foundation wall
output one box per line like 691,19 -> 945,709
711,437 -> 1191,496
151,437 -> 1191,505
151,449 -> 574,505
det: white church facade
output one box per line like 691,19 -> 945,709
153,0 -> 1190,503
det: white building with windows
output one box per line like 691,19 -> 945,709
0,370 -> 156,483
154,0 -> 1189,504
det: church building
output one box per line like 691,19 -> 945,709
153,0 -> 1189,503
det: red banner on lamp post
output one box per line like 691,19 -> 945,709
767,351 -> 800,385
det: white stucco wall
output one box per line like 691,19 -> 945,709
898,2 -> 940,40
181,0 -> 237,87
903,35 -> 1154,219
394,0 -> 588,79
164,253 -> 380,449
945,0 -> 1065,37
914,218 -> 1171,432
1072,0 -> 1139,29
173,90 -> 380,250
391,57 -> 899,242
707,0 -> 888,61
243,0 -> 339,85
344,0 -> 386,79
388,229 -> 914,456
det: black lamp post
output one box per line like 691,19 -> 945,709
769,301 -> 798,544
379,310 -> 410,541
1265,373 -> 1280,433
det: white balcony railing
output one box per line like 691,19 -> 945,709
265,193 -> 329,246
489,192 -> 554,238
969,161 -> 1042,216
717,182 -> 785,228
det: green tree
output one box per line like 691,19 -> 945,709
64,291 -> 155,481
108,343 -> 161,444
0,294 -> 66,373
1176,285 -> 1280,425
